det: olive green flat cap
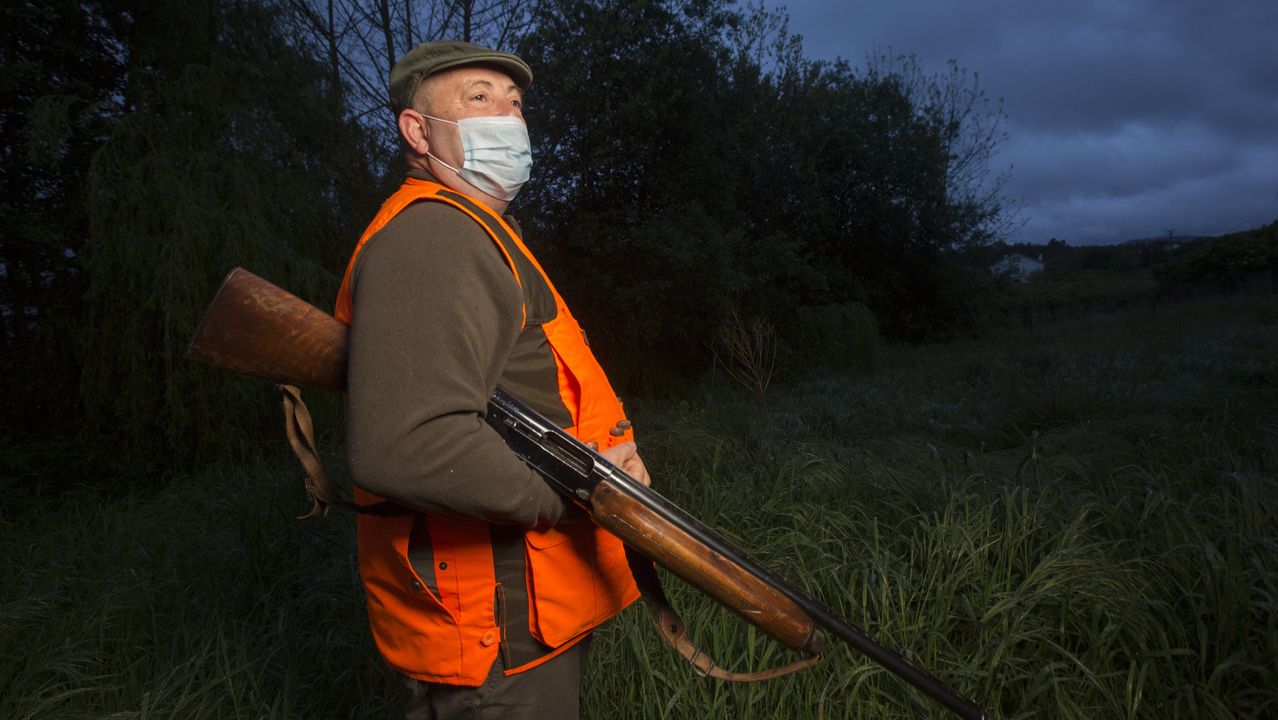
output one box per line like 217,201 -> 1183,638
389,40 -> 533,112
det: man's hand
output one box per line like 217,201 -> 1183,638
600,441 -> 651,487
556,441 -> 651,526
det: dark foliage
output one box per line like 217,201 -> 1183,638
1,0 -> 124,438
518,0 -> 1010,391
3,0 -> 388,479
1157,220 -> 1278,295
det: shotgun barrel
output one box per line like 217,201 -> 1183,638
487,387 -> 987,720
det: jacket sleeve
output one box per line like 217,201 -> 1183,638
344,201 -> 569,529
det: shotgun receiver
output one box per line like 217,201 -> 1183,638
186,267 -> 988,720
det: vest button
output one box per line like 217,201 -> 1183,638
481,631 -> 496,646
410,579 -> 423,591
616,420 -> 632,429
585,441 -> 599,450
609,427 -> 625,437
438,561 -> 448,570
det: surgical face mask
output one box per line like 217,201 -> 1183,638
424,115 -> 532,201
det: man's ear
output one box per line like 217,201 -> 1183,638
397,110 -> 430,155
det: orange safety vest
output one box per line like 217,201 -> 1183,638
335,178 -> 639,685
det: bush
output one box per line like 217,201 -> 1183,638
785,302 -> 880,374
1157,221 -> 1278,295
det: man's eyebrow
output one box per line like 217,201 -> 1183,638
463,78 -> 522,98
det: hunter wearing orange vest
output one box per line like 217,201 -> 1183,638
336,41 -> 646,719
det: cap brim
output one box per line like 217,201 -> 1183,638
428,54 -> 533,90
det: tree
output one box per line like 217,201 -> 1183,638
77,0 -> 394,473
0,0 -> 391,477
283,0 -> 536,153
1,0 -> 125,440
516,0 -> 765,389
514,0 -> 1019,387
863,51 -> 1019,250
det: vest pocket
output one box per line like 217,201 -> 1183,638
406,515 -> 441,600
524,525 -> 574,550
379,514 -> 449,616
523,523 -> 599,646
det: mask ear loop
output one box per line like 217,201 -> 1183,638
421,113 -> 459,126
426,152 -> 462,175
418,114 -> 464,175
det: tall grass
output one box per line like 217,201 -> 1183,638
1,451 -> 394,719
2,293 -> 1274,718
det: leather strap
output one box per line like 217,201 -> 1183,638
625,547 -> 822,682
280,384 -> 407,518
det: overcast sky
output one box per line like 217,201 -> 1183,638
769,0 -> 1278,245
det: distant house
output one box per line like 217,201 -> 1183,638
990,253 -> 1044,282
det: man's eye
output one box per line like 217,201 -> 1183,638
472,93 -> 487,102
512,99 -> 522,109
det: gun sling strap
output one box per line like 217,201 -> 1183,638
279,383 -> 821,682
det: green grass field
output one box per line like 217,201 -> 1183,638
3,293 -> 1275,719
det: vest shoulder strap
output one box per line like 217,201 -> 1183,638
336,179 -> 556,327
428,187 -> 557,325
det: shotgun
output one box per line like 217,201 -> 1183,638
186,267 -> 988,720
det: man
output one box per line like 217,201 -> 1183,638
332,41 -> 648,719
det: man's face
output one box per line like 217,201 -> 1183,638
401,65 -> 526,202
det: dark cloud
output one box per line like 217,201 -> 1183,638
773,0 -> 1278,243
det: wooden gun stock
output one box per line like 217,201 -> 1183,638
186,268 -> 348,390
186,267 -> 988,720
